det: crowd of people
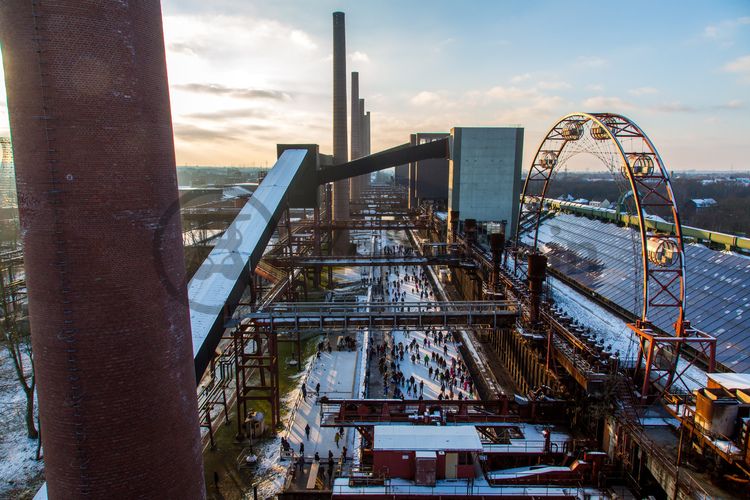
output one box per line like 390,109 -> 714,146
372,326 -> 475,401
283,235 -> 477,490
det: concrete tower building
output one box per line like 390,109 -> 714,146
350,71 -> 362,200
448,127 -> 524,238
412,132 -> 450,204
0,2 -> 205,497
332,11 -> 349,247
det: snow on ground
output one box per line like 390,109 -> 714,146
0,349 -> 43,498
546,275 -> 638,359
509,262 -> 709,392
390,329 -> 475,400
253,344 -> 360,499
284,347 -> 358,460
373,228 -> 477,401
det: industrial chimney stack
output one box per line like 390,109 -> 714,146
350,71 -> 362,200
332,11 -> 350,248
0,2 -> 205,497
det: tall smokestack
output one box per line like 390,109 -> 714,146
359,97 -> 366,154
364,111 -> 371,155
350,71 -> 361,200
363,110 -> 371,186
332,11 -> 349,248
0,2 -> 205,497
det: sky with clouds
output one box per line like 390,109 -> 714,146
0,0 -> 749,170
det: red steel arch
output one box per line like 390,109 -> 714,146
516,112 -> 715,398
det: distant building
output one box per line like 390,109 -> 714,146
448,127 -> 523,238
690,198 -> 718,209
589,199 -> 611,209
394,163 -> 409,187
413,132 -> 450,205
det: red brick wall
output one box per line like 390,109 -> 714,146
0,1 -> 205,497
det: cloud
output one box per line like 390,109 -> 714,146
173,83 -> 292,101
715,99 -> 745,110
184,108 -> 269,121
174,122 -> 275,143
629,87 -> 658,96
574,56 -> 607,68
536,81 -> 571,90
174,123 -> 237,142
510,73 -> 532,84
655,102 -> 697,113
723,54 -> 750,82
168,41 -> 201,56
410,91 -> 442,106
586,84 -> 604,92
350,51 -> 370,63
703,17 -> 750,44
434,38 -> 455,53
289,29 -> 317,50
486,86 -> 537,100
581,96 -> 635,111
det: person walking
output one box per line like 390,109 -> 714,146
314,451 -> 320,462
342,446 -> 348,463
305,423 -> 311,439
316,382 -> 321,395
302,384 -> 307,400
334,431 -> 341,448
299,442 -> 305,456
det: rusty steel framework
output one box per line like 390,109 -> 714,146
516,112 -> 715,399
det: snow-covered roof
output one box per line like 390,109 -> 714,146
188,149 -> 308,374
691,198 -> 717,208
373,425 -> 482,451
222,185 -> 254,199
708,373 -> 750,390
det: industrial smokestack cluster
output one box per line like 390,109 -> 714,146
333,12 -> 373,237
350,74 -> 372,201
0,2 -> 205,497
350,71 -> 362,199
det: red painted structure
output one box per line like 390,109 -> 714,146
0,1 -> 205,497
373,450 -> 475,481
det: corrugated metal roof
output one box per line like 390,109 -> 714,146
527,213 -> 750,372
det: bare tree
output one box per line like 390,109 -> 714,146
0,259 -> 37,439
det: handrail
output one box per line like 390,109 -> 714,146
543,197 -> 750,252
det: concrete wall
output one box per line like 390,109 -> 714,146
449,127 -> 523,237
414,133 -> 450,202
395,163 -> 409,186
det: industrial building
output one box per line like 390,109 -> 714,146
1,4 -> 749,500
411,132 -> 451,206
449,127 -> 524,239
